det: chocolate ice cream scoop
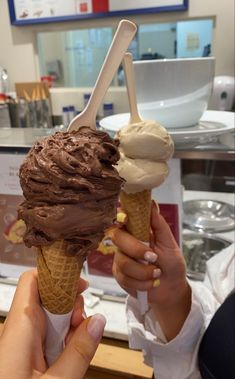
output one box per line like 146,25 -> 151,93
18,126 -> 123,254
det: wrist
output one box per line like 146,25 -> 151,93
156,280 -> 191,312
150,282 -> 192,341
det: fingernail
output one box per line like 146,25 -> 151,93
84,281 -> 89,290
152,200 -> 160,213
153,279 -> 161,287
117,211 -> 127,224
87,314 -> 106,342
144,251 -> 158,263
82,311 -> 87,319
153,268 -> 161,279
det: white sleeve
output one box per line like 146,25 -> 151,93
126,243 -> 235,379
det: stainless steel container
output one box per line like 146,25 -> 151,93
183,199 -> 235,233
183,232 -> 231,281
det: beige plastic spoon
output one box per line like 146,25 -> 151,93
122,52 -> 143,124
68,20 -> 137,132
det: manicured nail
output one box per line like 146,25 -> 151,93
117,211 -> 127,224
144,251 -> 158,263
152,200 -> 160,213
153,268 -> 161,279
87,314 -> 106,342
153,279 -> 161,287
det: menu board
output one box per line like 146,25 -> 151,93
8,0 -> 188,25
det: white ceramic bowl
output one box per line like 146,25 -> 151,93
133,57 -> 215,128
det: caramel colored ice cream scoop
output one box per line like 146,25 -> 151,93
116,120 -> 174,194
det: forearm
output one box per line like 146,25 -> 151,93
150,282 -> 192,341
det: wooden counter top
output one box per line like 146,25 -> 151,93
86,337 -> 153,379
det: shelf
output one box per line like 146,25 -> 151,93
174,148 -> 235,161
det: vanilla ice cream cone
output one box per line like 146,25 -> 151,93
116,52 -> 174,315
37,240 -> 86,314
120,189 -> 151,242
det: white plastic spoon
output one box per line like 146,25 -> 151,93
68,20 -> 137,132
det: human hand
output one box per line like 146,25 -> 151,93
0,270 -> 106,379
112,201 -> 191,339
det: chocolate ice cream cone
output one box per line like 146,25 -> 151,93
37,240 -> 86,314
119,189 -> 151,242
18,125 -> 124,365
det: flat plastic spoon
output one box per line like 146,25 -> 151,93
122,52 -> 143,124
68,19 -> 137,132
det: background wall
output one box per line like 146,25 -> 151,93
0,0 -> 234,91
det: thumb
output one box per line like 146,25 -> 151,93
45,314 -> 106,379
151,201 -> 178,249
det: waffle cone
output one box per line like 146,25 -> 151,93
119,189 -> 151,242
37,240 -> 86,314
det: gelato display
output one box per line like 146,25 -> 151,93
116,120 -> 174,241
18,126 -> 123,314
